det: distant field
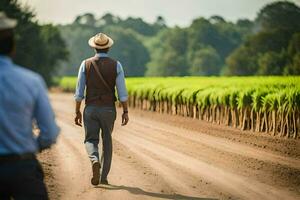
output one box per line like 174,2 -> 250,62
58,76 -> 300,138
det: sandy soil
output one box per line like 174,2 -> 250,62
39,92 -> 300,200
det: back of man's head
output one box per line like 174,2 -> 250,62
95,48 -> 110,54
0,12 -> 17,56
0,29 -> 14,55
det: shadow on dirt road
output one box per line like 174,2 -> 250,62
96,184 -> 218,200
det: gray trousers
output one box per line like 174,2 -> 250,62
83,105 -> 116,180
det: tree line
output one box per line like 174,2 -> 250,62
58,1 -> 300,77
1,0 -> 299,84
0,0 -> 68,85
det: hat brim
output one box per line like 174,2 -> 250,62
0,18 -> 17,30
88,36 -> 114,49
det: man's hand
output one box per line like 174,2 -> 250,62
75,101 -> 82,127
75,111 -> 82,127
122,112 -> 129,126
120,101 -> 129,126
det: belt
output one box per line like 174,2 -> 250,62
0,153 -> 36,163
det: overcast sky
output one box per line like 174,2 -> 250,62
19,0 -> 300,26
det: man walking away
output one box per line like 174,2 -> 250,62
0,12 -> 60,199
74,32 -> 129,186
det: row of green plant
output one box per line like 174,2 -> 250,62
59,76 -> 300,138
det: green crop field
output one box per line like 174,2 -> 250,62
58,76 -> 300,138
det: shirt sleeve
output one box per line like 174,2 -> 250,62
74,61 -> 86,102
116,61 -> 128,102
34,76 -> 60,151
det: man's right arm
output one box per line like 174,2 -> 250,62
74,61 -> 86,126
34,76 -> 60,151
74,61 -> 86,102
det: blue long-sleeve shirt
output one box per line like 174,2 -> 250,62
74,53 -> 128,102
0,55 -> 59,155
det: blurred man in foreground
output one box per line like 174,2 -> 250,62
74,32 -> 129,185
0,12 -> 59,199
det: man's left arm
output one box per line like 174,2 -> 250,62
116,61 -> 129,126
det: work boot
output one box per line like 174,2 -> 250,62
100,178 -> 109,185
91,161 -> 100,185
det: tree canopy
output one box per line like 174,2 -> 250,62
226,1 -> 300,75
58,12 -> 254,77
50,1 -> 300,76
0,0 -> 68,85
2,0 -> 299,78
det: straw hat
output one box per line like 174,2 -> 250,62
0,12 -> 17,30
88,33 -> 114,49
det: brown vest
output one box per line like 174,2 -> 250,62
85,56 -> 117,106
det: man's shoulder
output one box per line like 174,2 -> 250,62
82,57 -> 95,70
13,64 -> 44,84
84,56 -> 96,62
107,57 -> 117,62
84,56 -> 118,67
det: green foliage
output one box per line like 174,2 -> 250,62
59,76 -> 300,114
58,13 -> 166,76
145,16 -> 250,76
104,27 -> 150,76
284,33 -> 300,74
288,33 -> 300,56
256,1 -> 300,32
225,46 -> 258,75
74,13 -> 97,27
252,88 -> 271,112
257,51 -> 286,75
5,0 -> 299,79
0,0 -> 68,85
58,10 -> 253,77
118,16 -> 166,36
60,23 -> 151,77
57,1 -> 300,77
286,53 -> 300,75
146,27 -> 188,76
237,89 -> 254,109
188,17 -> 246,63
57,24 -> 95,75
189,46 -> 222,75
226,1 -> 300,76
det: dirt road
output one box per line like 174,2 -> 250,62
41,93 -> 300,200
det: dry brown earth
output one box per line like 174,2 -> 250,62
39,93 -> 300,200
